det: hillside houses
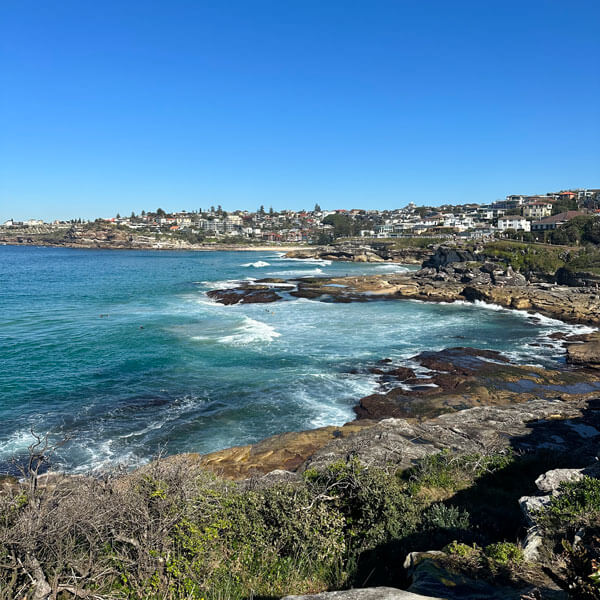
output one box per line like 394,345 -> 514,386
3,188 -> 598,242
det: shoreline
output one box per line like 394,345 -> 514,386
0,241 -> 308,252
207,269 -> 600,326
4,247 -> 600,480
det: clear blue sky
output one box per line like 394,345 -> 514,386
1,0 -> 599,221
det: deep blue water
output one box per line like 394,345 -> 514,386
0,245 -> 591,473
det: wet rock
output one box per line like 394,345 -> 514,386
388,366 -> 417,381
207,287 -> 282,305
566,333 -> 600,369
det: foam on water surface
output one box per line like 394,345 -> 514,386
0,245 -> 589,473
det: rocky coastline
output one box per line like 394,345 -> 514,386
284,242 -> 432,264
0,225 -> 305,252
200,246 -> 600,479
207,261 -> 600,325
5,243 -> 600,599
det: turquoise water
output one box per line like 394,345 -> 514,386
0,245 -> 591,473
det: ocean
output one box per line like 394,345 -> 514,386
0,245 -> 592,473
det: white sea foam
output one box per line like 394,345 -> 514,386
375,264 -> 410,272
198,279 -> 242,290
275,257 -> 332,266
218,317 -> 281,345
242,260 -> 270,268
266,268 -> 324,277
293,373 -> 378,428
0,428 -> 37,457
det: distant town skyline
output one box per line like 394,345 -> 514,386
2,1 -> 599,222
2,185 -> 598,224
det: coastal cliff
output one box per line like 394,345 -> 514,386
285,242 -> 434,264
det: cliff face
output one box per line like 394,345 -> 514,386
285,243 -> 432,264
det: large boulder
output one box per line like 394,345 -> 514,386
406,555 -> 531,600
535,468 -> 585,494
422,246 -> 476,270
283,588 -> 441,600
566,334 -> 600,369
207,286 -> 282,305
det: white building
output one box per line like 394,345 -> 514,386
497,216 -> 531,232
522,202 -> 553,219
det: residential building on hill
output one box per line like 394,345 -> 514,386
497,215 -> 531,232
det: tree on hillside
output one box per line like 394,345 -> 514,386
552,198 -> 578,215
314,203 -> 321,212
259,205 -> 265,215
156,208 -> 166,217
322,214 -> 356,238
269,206 -> 274,215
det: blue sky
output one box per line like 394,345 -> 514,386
1,1 -> 599,221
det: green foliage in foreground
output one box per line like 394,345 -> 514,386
1,451 -> 598,599
0,451 -> 517,600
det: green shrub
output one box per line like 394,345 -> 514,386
484,542 -> 524,565
537,476 -> 600,537
421,503 -> 470,531
445,541 -> 480,558
305,458 -> 422,553
406,449 -> 514,493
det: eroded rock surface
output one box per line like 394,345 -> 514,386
207,267 -> 600,324
566,332 -> 600,368
184,396 -> 600,482
283,588 -> 441,600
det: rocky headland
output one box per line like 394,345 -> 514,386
0,224 -> 303,252
207,261 -> 600,325
284,241 -> 433,264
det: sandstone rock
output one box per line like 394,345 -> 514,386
210,266 -> 600,325
566,334 -> 600,368
283,588 -> 441,600
535,468 -> 584,494
406,555 -> 527,599
522,526 -> 544,561
306,398 -> 597,475
519,495 -> 552,526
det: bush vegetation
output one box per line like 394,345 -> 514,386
0,446 -> 523,600
1,444 -> 597,599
